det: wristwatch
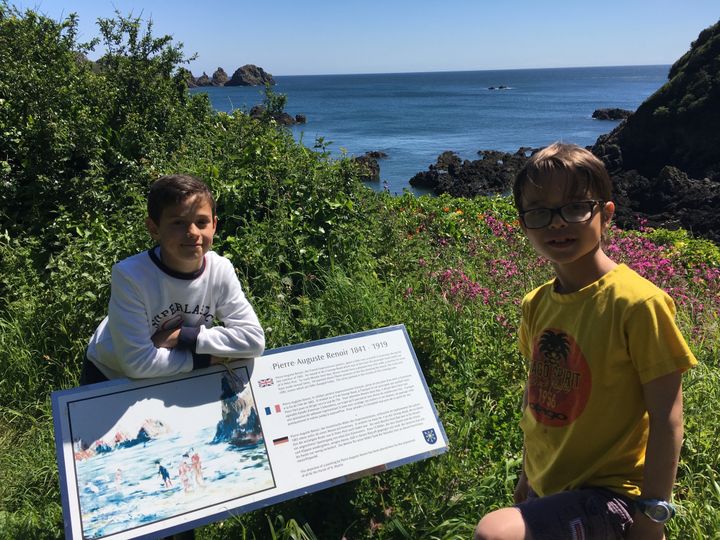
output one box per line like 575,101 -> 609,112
635,498 -> 676,523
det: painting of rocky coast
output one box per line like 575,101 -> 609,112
67,368 -> 273,539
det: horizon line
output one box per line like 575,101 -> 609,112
190,63 -> 672,79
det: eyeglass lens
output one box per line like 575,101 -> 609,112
522,201 -> 598,228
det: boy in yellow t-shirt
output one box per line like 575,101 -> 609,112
474,143 -> 696,540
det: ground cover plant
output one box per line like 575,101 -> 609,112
1,5 -> 719,539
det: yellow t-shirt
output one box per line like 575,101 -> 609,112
519,264 -> 697,497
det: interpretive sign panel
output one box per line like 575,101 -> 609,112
52,325 -> 448,539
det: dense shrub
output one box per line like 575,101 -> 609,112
0,4 -> 212,238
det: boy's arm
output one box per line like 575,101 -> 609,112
107,267 -> 194,378
627,370 -> 684,540
192,258 -> 265,358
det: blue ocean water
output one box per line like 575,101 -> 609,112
75,426 -> 273,538
191,66 -> 669,194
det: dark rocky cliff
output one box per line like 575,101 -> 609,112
592,19 -> 720,241
594,22 -> 720,179
212,374 -> 263,447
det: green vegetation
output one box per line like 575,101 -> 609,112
1,5 -> 719,538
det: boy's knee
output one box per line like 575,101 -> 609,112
473,516 -> 500,540
473,508 -> 528,540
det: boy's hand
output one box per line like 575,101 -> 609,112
151,327 -> 181,349
626,512 -> 665,540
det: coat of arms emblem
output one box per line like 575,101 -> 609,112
422,428 -> 437,444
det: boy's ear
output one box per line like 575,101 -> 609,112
146,217 -> 161,241
602,201 -> 615,225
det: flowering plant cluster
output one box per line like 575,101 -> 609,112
605,226 -> 720,340
383,194 -> 718,348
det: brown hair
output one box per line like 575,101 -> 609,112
147,174 -> 216,223
513,143 -> 612,211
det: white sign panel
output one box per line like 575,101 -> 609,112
52,325 -> 448,539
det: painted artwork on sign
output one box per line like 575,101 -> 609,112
66,367 -> 274,539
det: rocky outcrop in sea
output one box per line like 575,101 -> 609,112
409,148 -> 536,197
249,105 -> 306,126
186,64 -> 275,87
352,151 -> 388,182
227,64 -> 275,86
592,108 -> 632,120
73,418 -> 171,460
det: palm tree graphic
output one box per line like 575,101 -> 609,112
538,330 -> 570,366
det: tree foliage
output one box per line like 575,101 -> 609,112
0,4 -> 212,237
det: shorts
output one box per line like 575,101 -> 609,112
79,353 -> 110,385
516,487 -> 635,540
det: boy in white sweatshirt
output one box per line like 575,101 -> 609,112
82,174 -> 265,382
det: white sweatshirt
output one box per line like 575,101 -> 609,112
87,248 -> 265,379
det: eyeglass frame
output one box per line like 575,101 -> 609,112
518,200 -> 607,229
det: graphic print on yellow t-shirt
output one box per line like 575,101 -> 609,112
528,328 -> 592,427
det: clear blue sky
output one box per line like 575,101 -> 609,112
19,0 -> 720,76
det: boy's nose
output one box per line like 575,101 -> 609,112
547,212 -> 567,229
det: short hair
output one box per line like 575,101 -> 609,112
513,143 -> 612,211
147,174 -> 216,223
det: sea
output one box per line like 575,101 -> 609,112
190,65 -> 670,194
75,426 -> 273,538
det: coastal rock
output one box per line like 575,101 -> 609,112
611,167 -> 720,242
211,67 -> 229,86
409,148 -> 536,196
249,105 -> 303,125
179,66 -> 269,87
353,154 -> 381,182
274,112 -> 296,126
195,72 -> 212,86
179,68 -> 197,88
212,374 -> 263,447
115,418 -> 171,449
593,22 -> 720,181
227,64 -> 275,86
592,108 -> 632,120
408,169 -> 440,190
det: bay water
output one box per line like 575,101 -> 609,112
191,66 -> 669,194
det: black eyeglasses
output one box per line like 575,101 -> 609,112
519,200 -> 605,229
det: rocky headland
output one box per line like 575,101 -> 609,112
408,20 -> 720,243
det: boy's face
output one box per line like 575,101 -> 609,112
519,174 -> 614,269
146,195 -> 217,273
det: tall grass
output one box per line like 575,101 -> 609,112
3,189 -> 719,538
